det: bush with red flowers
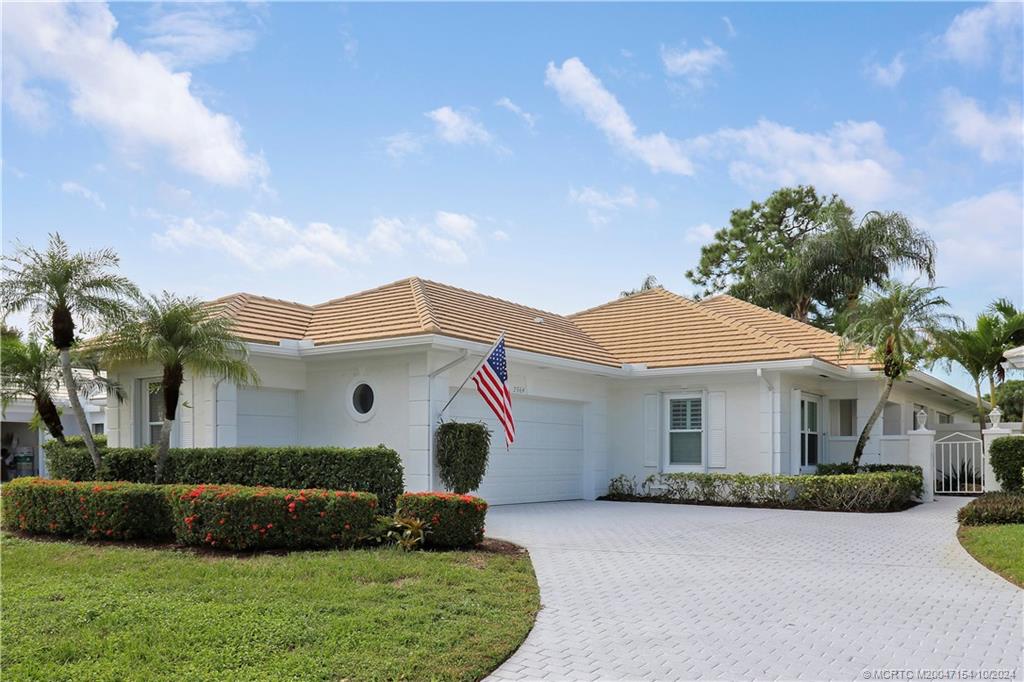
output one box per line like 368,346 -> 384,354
167,484 -> 378,550
396,492 -> 487,548
1,477 -> 172,540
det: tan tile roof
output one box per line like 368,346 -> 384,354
569,288 -> 812,368
207,293 -> 314,345
207,280 -> 872,370
698,294 -> 875,367
213,278 -> 620,367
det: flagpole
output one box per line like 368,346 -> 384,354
437,333 -> 505,419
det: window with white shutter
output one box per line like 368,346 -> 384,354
665,393 -> 704,469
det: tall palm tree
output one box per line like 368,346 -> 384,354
930,319 -> 998,442
987,298 -> 1024,385
841,281 -> 956,466
0,234 -> 138,470
99,293 -> 259,482
0,336 -> 121,443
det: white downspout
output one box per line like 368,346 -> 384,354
757,369 -> 779,475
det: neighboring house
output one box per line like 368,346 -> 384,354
1004,345 -> 1024,371
2,377 -> 107,478
101,278 -> 976,504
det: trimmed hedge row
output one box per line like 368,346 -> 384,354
1,478 -> 377,550
45,442 -> 405,514
606,470 -> 923,512
989,437 -> 1024,492
957,492 -> 1024,526
815,463 -> 923,476
169,484 -> 377,550
397,492 -> 487,548
1,478 -> 171,540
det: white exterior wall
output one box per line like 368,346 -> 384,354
607,372 -> 763,483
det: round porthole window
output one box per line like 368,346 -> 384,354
352,383 -> 375,415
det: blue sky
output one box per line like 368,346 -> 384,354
3,2 -> 1022,391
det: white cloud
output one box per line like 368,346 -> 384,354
155,212 -> 364,270
382,132 -> 424,160
685,222 -> 716,245
568,186 -> 640,225
545,57 -> 693,175
923,189 -> 1023,293
941,88 -> 1023,163
940,2 -> 1022,78
688,119 -> 902,205
138,4 -> 260,69
660,40 -> 728,89
61,180 -> 105,209
425,106 -> 493,145
155,209 -> 485,269
722,17 -> 737,38
495,97 -> 537,130
434,211 -> 478,240
866,53 -> 906,88
2,3 -> 267,187
491,229 -> 510,241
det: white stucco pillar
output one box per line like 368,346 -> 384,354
982,419 -> 1013,493
907,410 -> 935,503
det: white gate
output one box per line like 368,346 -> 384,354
934,433 -> 985,494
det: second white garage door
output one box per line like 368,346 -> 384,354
446,392 -> 584,505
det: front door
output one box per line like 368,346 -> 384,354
800,396 -> 820,472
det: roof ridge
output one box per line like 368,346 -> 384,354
418,278 -> 577,322
312,277 -> 417,309
409,277 -> 442,333
568,286 -> 664,319
652,289 -> 811,359
701,294 -> 845,342
208,291 -> 314,310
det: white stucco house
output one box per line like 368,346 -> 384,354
102,278 -> 977,504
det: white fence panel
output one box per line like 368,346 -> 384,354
934,432 -> 985,494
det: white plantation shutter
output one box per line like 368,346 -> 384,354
643,394 -> 659,467
179,377 -> 194,447
708,391 -> 726,468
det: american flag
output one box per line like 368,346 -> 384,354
472,337 -> 516,447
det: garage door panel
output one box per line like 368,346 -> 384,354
448,392 -> 584,505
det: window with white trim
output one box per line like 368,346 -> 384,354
143,379 -> 164,446
937,412 -> 953,424
666,395 -> 703,467
830,399 -> 856,437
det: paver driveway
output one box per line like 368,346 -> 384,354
486,498 -> 1022,681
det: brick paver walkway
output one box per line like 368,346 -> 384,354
486,498 -> 1022,681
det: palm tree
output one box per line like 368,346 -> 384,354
620,275 -> 661,298
0,234 -> 138,470
987,298 -> 1024,387
0,336 -> 121,443
841,281 -> 956,466
99,293 -> 259,482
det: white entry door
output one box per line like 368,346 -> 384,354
446,392 -> 584,505
799,395 -> 821,472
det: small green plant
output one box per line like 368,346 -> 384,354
606,474 -> 639,499
957,492 -> 1024,525
396,492 -> 488,548
388,515 -> 429,551
435,421 -> 491,494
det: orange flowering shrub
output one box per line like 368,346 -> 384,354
167,484 -> 378,550
396,492 -> 487,548
0,477 -> 172,540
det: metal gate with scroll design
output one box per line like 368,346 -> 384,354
934,432 -> 985,494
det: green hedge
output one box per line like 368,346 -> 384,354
2,478 -> 379,551
957,492 -> 1024,526
45,443 -> 405,514
1,477 -> 171,540
435,421 -> 491,494
168,484 -> 378,550
396,492 -> 487,548
605,470 -> 922,512
816,463 -> 923,476
989,437 -> 1024,492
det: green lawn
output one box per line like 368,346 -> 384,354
958,524 -> 1024,588
0,535 -> 539,681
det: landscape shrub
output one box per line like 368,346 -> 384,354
43,435 -> 109,481
45,443 -> 405,514
957,492 -> 1024,526
435,421 -> 491,494
816,463 -> 922,476
1,477 -> 171,540
167,484 -> 378,550
611,470 -> 922,512
396,492 -> 487,548
989,437 -> 1024,492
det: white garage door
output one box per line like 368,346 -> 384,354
237,387 -> 299,446
447,392 -> 584,505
